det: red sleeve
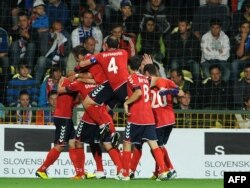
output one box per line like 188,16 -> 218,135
94,53 -> 102,63
67,81 -> 80,92
156,78 -> 177,89
128,74 -> 141,90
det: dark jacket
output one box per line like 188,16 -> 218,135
166,31 -> 200,62
200,80 -> 233,109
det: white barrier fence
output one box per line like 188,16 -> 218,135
1,125 -> 250,178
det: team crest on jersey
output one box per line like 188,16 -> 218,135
91,85 -> 105,97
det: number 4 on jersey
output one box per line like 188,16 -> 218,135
108,57 -> 118,74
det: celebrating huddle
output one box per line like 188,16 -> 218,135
35,36 -> 183,181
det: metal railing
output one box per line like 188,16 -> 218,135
0,107 -> 249,129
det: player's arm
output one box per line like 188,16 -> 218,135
76,77 -> 96,84
124,88 -> 142,116
155,78 -> 184,96
79,56 -> 97,67
57,77 -> 67,94
57,77 -> 75,94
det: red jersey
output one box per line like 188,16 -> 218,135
88,64 -> 108,84
66,80 -> 96,101
152,78 -> 178,128
84,54 -> 108,84
94,49 -> 129,90
54,78 -> 75,119
127,72 -> 155,125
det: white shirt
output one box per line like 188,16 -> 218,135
71,26 -> 103,53
200,30 -> 230,63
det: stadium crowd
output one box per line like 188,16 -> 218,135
0,0 -> 249,125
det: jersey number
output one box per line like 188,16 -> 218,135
143,84 -> 150,102
151,90 -> 167,108
108,57 -> 118,74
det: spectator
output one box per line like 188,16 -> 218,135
37,90 -> 57,125
0,27 -> 10,91
231,20 -> 250,83
71,0 -> 104,28
9,11 -> 38,73
232,0 -> 250,38
6,90 -> 36,124
140,0 -> 173,34
103,24 -> 135,57
71,10 -> 103,53
235,95 -> 250,128
6,63 -> 39,107
175,90 -> 192,110
11,0 -> 33,31
45,0 -> 70,31
199,64 -> 233,110
200,18 -> 230,82
166,18 -> 201,82
174,90 -> 198,127
170,69 -> 196,106
31,0 -> 49,33
136,17 -> 165,63
38,66 -> 62,107
34,21 -> 70,83
234,63 -> 250,109
106,0 -> 139,38
192,0 -> 229,39
66,36 -> 96,74
138,53 -> 166,78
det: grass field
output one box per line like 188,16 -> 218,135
0,178 -> 223,188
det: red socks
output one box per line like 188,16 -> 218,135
108,148 -> 123,173
152,147 -> 167,174
69,148 -> 85,176
130,148 -> 142,172
161,147 -> 173,170
122,150 -> 131,177
38,148 -> 60,172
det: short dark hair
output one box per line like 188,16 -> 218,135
128,56 -> 143,71
210,18 -> 222,27
111,23 -> 123,31
244,63 -> 250,69
106,36 -> 119,48
170,69 -> 184,78
239,20 -> 250,28
49,65 -> 62,77
18,63 -> 29,70
19,90 -> 30,97
209,64 -> 221,73
81,9 -> 94,17
143,64 -> 158,76
18,11 -> 29,18
73,45 -> 88,57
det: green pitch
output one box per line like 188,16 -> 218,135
0,178 -> 223,188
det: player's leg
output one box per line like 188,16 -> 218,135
84,101 -> 114,138
160,125 -> 177,179
89,142 -> 106,179
130,144 -> 143,179
143,125 -> 169,180
65,119 -> 86,179
36,117 -> 66,179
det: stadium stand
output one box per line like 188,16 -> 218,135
0,0 -> 249,129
